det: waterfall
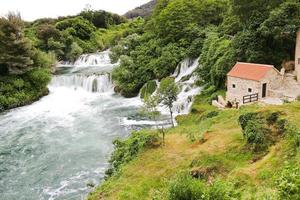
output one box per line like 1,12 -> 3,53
58,50 -> 114,68
50,74 -> 114,93
53,50 -> 115,93
157,58 -> 202,116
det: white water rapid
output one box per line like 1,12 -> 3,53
0,51 -> 150,200
0,50 -> 201,200
156,58 -> 202,117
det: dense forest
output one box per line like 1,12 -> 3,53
111,0 -> 300,97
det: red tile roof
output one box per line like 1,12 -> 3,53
227,62 -> 275,81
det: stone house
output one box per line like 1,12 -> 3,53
226,62 -> 282,105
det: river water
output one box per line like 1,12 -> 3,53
0,51 -> 201,200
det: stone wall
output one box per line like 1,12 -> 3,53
226,69 -> 282,104
226,76 -> 260,104
261,69 -> 283,92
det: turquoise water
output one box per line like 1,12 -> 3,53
0,67 -> 146,199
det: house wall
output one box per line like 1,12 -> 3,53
261,69 -> 282,92
226,76 -> 260,104
226,69 -> 282,104
296,30 -> 300,82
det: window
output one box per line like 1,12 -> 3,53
248,88 -> 252,93
232,84 -> 236,89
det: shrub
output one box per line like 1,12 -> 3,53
266,112 -> 280,125
167,173 -> 239,200
238,112 -> 259,131
105,131 -> 160,177
285,125 -> 300,149
297,95 -> 300,101
276,119 -> 288,135
276,164 -> 300,200
201,111 -> 219,120
244,120 -> 268,151
168,174 -> 207,200
208,180 -> 240,200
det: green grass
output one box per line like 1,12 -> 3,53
88,95 -> 300,200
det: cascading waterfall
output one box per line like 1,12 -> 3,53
74,52 -> 111,67
50,74 -> 114,93
157,58 -> 202,116
58,50 -> 114,68
52,50 -> 116,93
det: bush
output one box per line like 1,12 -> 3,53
201,111 -> 219,120
285,125 -> 300,149
267,112 -> 280,125
238,112 -> 284,151
167,173 -> 239,200
168,174 -> 207,200
297,95 -> 300,101
238,112 -> 259,131
105,131 -> 160,177
208,180 -> 240,200
244,120 -> 268,151
276,164 -> 300,200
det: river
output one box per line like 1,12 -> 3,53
0,51 -> 201,200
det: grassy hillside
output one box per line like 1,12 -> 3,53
88,93 -> 300,200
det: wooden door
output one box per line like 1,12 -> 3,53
262,83 -> 267,98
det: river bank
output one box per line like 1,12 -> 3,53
88,92 -> 300,199
0,88 -> 49,113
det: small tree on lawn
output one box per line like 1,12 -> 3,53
142,95 -> 160,129
142,95 -> 167,145
157,77 -> 179,128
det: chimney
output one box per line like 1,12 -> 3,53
296,29 -> 300,82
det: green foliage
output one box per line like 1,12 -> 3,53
105,131 -> 160,177
238,112 -> 259,131
243,120 -> 268,151
152,0 -> 227,44
167,173 -> 239,200
56,16 -> 96,40
140,80 -> 157,100
285,124 -> 300,150
267,112 -> 281,125
238,112 -> 286,151
0,68 -> 51,111
0,13 -> 53,111
168,173 -> 207,200
80,10 -> 127,29
198,32 -> 236,88
0,13 -> 35,75
276,164 -> 300,200
157,77 -> 179,127
200,111 -> 219,121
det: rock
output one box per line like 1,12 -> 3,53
212,100 -> 225,109
217,95 -> 226,106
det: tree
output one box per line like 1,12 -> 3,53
0,13 -> 35,75
157,77 -> 179,127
